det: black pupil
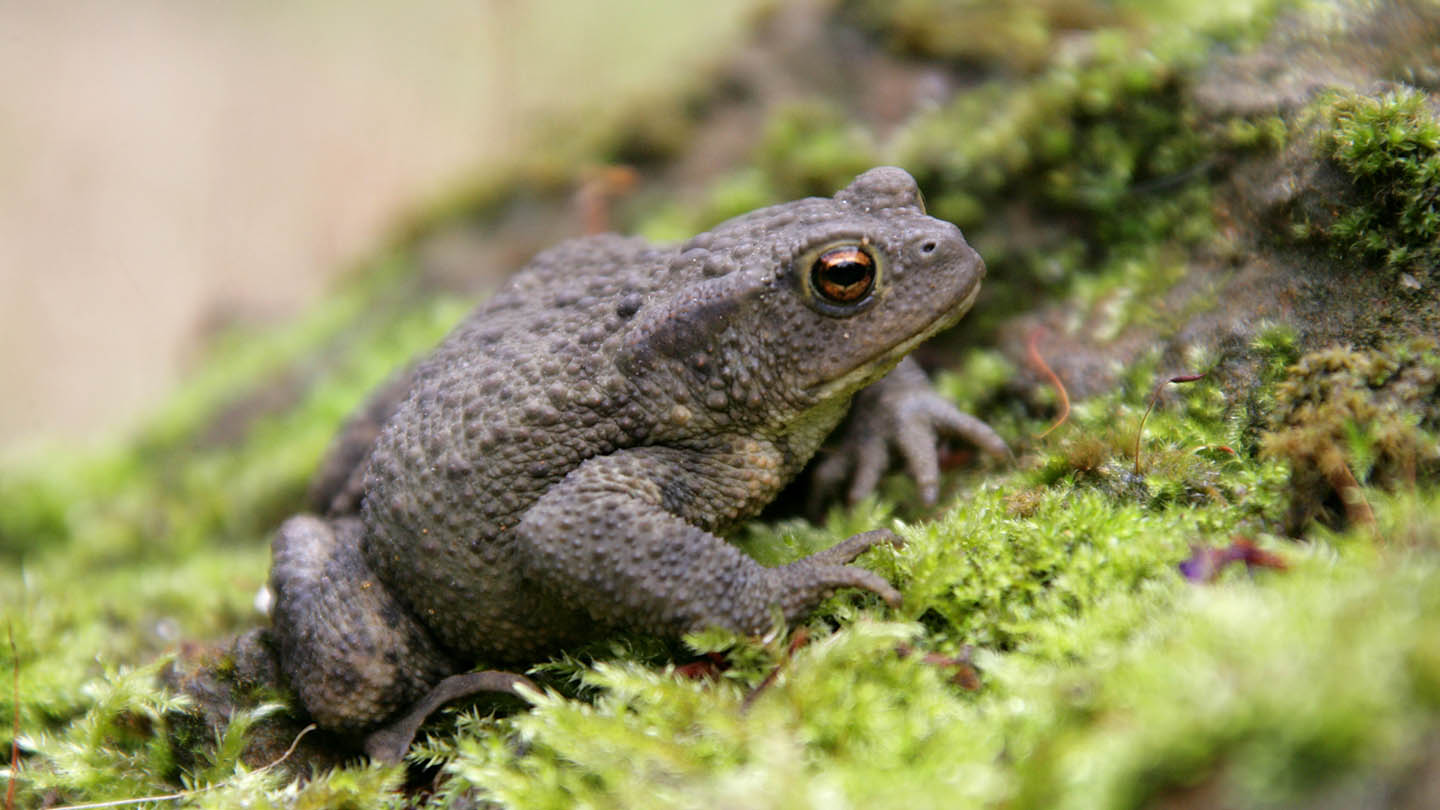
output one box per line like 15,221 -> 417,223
814,248 -> 874,303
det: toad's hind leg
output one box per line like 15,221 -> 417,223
270,515 -> 460,735
271,515 -> 535,762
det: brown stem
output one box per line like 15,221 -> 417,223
1027,329 -> 1070,439
1133,373 -> 1207,476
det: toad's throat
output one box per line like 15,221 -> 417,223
806,282 -> 981,402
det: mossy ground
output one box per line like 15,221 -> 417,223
1313,87 -> 1440,273
4,0 -> 1439,807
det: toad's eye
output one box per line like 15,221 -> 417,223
811,245 -> 876,306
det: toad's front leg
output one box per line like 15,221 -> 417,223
515,446 -> 901,637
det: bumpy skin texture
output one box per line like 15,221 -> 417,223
270,167 -> 1003,744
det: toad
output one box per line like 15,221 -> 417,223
269,167 -> 1006,760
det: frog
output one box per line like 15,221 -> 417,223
268,166 -> 1007,761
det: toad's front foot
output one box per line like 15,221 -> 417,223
776,528 -> 904,619
812,358 -> 1009,507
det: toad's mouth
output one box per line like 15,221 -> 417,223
805,281 -> 982,401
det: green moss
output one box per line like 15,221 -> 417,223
891,21 -> 1235,230
844,0 -> 1283,75
1008,513 -> 1440,809
1249,321 -> 1302,383
876,7 -> 1289,341
845,0 -> 1120,71
14,660 -> 190,799
199,762 -> 407,810
1222,113 -> 1290,151
1262,338 -> 1440,532
1319,87 -> 1440,272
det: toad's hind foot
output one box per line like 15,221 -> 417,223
363,671 -> 538,763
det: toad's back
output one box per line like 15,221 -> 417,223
361,234 -> 680,657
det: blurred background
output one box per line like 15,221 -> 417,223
0,0 -> 763,453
